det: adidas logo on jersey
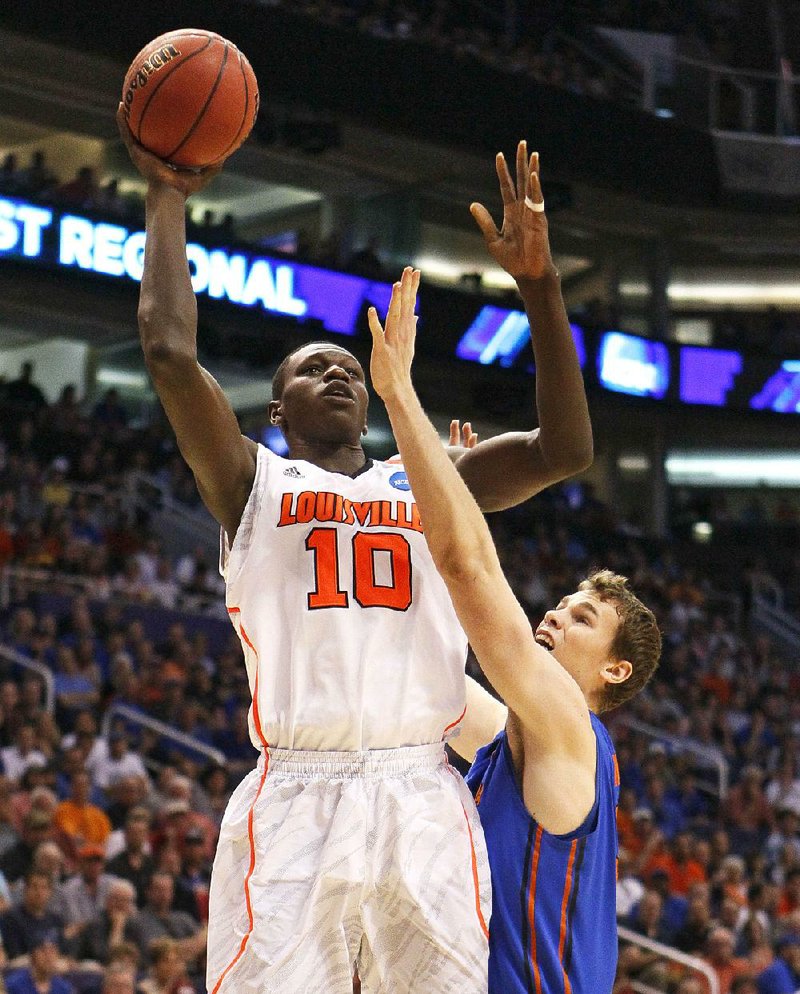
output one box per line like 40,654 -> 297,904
283,466 -> 304,478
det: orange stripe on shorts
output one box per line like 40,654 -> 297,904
442,704 -> 467,739
210,607 -> 271,993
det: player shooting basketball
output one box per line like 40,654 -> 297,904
368,261 -> 662,993
119,98 -> 592,993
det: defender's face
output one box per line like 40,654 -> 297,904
273,346 -> 369,444
533,590 -> 620,696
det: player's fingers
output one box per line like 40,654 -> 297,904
470,203 -> 499,242
528,169 -> 544,207
516,140 -> 527,202
495,152 -> 515,205
367,306 -> 384,344
449,420 -> 460,446
116,104 -> 138,150
387,280 -> 402,318
400,266 -> 415,322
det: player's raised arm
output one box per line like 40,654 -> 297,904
369,269 -> 593,757
453,142 -> 592,512
117,107 -> 256,540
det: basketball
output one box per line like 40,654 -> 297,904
122,29 -> 259,170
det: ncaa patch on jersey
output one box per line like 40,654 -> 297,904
389,471 -> 411,491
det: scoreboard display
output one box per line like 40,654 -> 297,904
453,305 -> 800,416
1,193 -> 797,416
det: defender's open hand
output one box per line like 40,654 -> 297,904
368,266 -> 420,402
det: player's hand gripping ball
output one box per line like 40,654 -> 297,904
122,29 -> 259,170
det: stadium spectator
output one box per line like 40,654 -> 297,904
100,962 -> 137,994
647,867 -> 690,937
105,807 -> 154,903
701,926 -> 751,994
764,806 -> 800,872
617,847 -> 646,920
0,152 -> 20,194
4,362 -> 48,417
626,887 -> 675,944
172,827 -> 210,925
628,806 -> 665,876
755,935 -> 800,993
92,390 -> 128,431
137,937 -> 193,994
53,772 -> 112,860
16,151 -> 57,198
647,829 -> 708,896
197,766 -> 230,828
54,844 -> 118,935
777,867 -> 800,918
1,810 -> 57,884
2,723 -> 48,784
4,933 -> 73,994
92,733 -> 149,795
14,841 -> 68,903
70,878 -> 144,965
731,977 -> 759,994
737,915 -> 775,974
674,886 -> 714,954
54,167 -> 99,211
0,870 -> 67,958
128,873 -> 204,965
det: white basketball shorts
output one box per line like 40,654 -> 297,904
206,743 -> 490,994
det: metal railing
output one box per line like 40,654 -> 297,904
613,715 -> 729,799
617,926 -> 720,994
639,51 -> 799,135
124,470 -> 218,560
750,579 -> 800,655
101,703 -> 227,769
0,644 -> 55,713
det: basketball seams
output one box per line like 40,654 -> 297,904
207,49 -> 253,168
133,35 -> 215,145
164,41 -> 230,162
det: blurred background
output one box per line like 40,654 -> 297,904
0,2 -> 799,992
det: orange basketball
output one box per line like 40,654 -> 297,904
122,29 -> 259,170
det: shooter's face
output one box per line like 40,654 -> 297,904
272,346 -> 369,445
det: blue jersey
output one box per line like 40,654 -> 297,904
466,713 -> 620,994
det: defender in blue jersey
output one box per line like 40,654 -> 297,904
369,253 -> 661,992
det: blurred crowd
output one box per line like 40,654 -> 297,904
0,154 -> 142,226
253,0 -> 757,101
0,363 -> 224,617
1,367 -> 800,993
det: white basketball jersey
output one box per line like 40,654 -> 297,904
220,444 -> 469,751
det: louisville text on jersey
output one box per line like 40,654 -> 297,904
277,491 -> 423,533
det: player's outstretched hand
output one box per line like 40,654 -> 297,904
470,140 -> 556,283
368,266 -> 420,402
448,420 -> 479,449
116,104 -> 223,198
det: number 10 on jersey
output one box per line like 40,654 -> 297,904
305,527 -> 412,611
